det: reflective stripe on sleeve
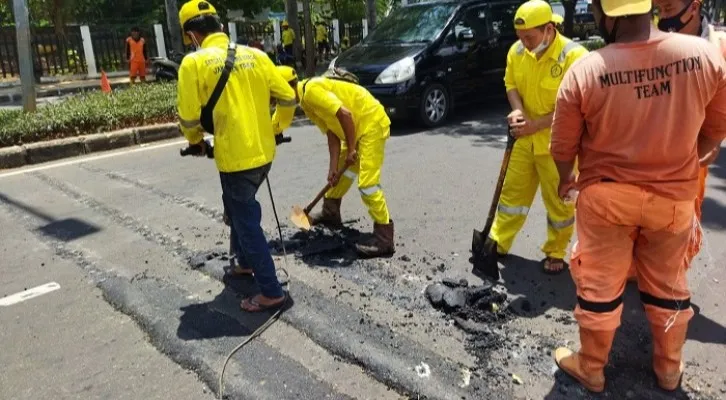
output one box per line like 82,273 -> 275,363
276,98 -> 297,107
343,169 -> 357,180
179,118 -> 201,128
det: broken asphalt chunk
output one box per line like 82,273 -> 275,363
425,283 -> 447,307
443,288 -> 467,311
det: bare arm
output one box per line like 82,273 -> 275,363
533,112 -> 554,131
327,131 -> 341,173
336,107 -> 356,152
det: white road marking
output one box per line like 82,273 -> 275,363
0,139 -> 189,179
0,282 -> 61,306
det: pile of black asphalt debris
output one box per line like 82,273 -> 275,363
425,278 -> 513,348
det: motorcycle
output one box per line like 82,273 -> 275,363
150,50 -> 185,81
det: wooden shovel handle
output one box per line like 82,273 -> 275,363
304,159 -> 354,213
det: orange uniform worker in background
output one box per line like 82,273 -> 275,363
550,0 -> 726,393
126,27 -> 148,84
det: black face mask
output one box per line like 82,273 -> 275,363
657,1 -> 694,32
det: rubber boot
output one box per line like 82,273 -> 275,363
553,328 -> 616,393
651,323 -> 688,391
310,198 -> 343,229
355,220 -> 395,258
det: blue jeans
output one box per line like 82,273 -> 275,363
220,163 -> 284,298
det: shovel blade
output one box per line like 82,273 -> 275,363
471,229 -> 500,281
290,205 -> 312,231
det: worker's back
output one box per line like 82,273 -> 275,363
178,32 -> 293,173
552,32 -> 726,201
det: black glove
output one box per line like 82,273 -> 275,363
275,134 -> 292,146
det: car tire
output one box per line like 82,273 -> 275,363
419,83 -> 450,128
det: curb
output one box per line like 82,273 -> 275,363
0,117 -> 311,170
0,80 -> 149,105
0,123 -> 181,170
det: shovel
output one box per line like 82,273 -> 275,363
471,124 -> 517,281
291,160 -> 354,230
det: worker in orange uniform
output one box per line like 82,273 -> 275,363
125,27 -> 148,84
623,0 -> 726,281
489,0 -> 588,274
550,0 -> 726,393
275,66 -> 395,258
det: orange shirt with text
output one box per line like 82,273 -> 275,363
551,33 -> 726,201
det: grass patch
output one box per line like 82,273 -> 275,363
582,39 -> 606,51
0,82 -> 178,148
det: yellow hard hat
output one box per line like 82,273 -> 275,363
276,65 -> 297,83
282,21 -> 289,27
513,0 -> 564,30
600,0 -> 652,17
179,0 -> 218,44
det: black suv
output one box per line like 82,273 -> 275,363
331,0 -> 525,127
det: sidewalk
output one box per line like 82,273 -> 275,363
0,73 -> 157,105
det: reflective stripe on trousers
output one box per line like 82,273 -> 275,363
488,139 -> 575,259
325,130 -> 390,224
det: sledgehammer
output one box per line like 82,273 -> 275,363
471,123 -> 517,281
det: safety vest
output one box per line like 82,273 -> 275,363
126,37 -> 145,62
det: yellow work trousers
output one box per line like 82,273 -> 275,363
489,139 -> 575,259
325,130 -> 390,224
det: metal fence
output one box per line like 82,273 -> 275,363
0,26 -> 87,79
89,25 -> 169,73
0,24 -> 172,79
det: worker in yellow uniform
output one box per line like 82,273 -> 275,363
275,66 -> 394,258
281,21 -> 295,58
177,0 -> 297,313
488,0 -> 588,274
316,21 -> 330,61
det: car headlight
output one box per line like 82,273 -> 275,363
375,57 -> 415,84
328,57 -> 337,70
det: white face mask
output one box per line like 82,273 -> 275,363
530,28 -> 552,55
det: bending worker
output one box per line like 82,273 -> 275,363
177,0 -> 297,312
623,0 -> 726,281
551,0 -> 726,392
488,0 -> 587,274
276,66 -> 395,258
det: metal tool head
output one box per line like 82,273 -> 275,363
471,229 -> 500,281
290,205 -> 312,231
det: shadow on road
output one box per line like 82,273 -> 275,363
0,191 -> 101,242
390,101 -> 511,149
177,259 -> 294,341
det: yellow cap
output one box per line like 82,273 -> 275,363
276,65 -> 297,83
514,0 -> 564,30
599,0 -> 652,17
179,0 -> 218,44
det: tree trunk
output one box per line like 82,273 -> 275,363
302,0 -> 316,76
563,0 -> 576,38
52,0 -> 66,37
285,0 -> 301,63
165,0 -> 184,53
366,0 -> 377,29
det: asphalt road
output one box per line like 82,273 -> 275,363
1,105 -> 725,400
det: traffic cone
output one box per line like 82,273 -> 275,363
100,70 -> 112,94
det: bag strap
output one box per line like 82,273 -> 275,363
202,42 -> 237,118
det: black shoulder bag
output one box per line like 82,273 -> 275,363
200,42 -> 237,135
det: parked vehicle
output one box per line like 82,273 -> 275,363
330,0 -> 524,127
150,50 -> 184,81
572,13 -> 598,39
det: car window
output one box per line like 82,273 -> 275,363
363,3 -> 458,44
488,3 -> 519,37
451,6 -> 489,42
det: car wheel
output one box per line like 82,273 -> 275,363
419,83 -> 449,127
